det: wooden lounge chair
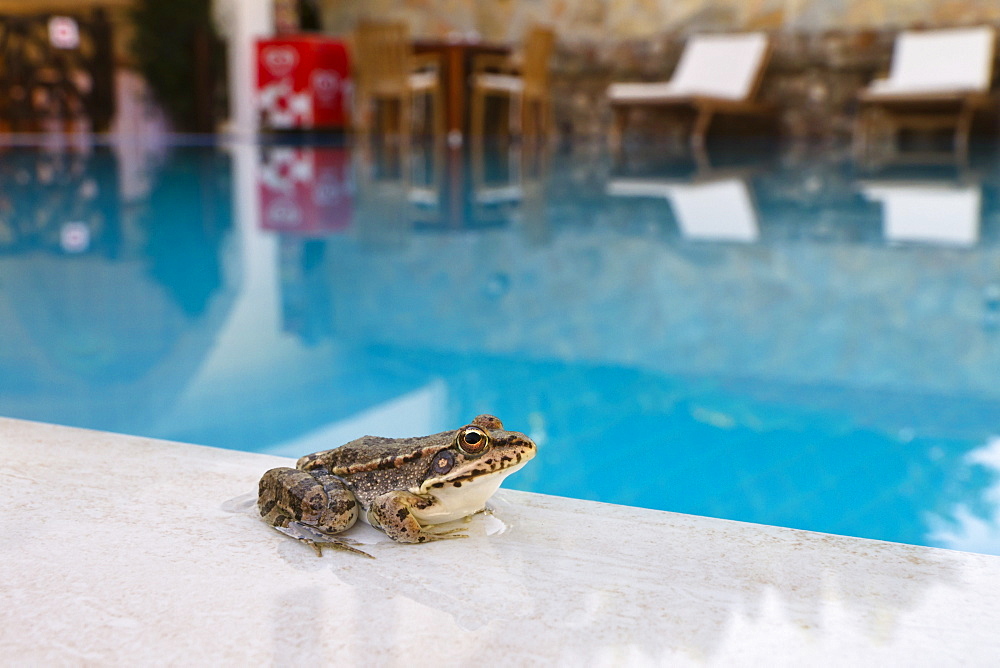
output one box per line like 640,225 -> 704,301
607,32 -> 772,153
854,26 -> 996,163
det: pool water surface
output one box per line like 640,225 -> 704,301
2,136 -> 1000,555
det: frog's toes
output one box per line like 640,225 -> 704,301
422,526 -> 469,540
272,522 -> 374,558
273,520 -> 328,543
310,538 -> 375,559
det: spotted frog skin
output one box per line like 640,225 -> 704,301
258,415 -> 536,557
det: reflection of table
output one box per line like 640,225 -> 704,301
413,39 -> 509,143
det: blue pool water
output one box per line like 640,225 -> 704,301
3,136 -> 1000,555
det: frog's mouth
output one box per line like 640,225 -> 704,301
413,459 -> 530,524
448,457 -> 530,485
453,442 -> 535,482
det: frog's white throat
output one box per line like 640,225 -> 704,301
409,461 -> 528,525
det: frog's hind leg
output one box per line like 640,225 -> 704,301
257,467 -> 371,558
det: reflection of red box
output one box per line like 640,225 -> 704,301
257,36 -> 350,129
259,147 -> 353,235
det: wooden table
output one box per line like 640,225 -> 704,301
413,38 -> 509,145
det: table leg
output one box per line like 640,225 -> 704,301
446,45 -> 465,146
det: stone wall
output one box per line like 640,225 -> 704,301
319,0 -> 1000,42
320,0 -> 1000,141
552,28 -> 903,142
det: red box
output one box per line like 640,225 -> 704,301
256,36 -> 351,129
259,147 -> 353,235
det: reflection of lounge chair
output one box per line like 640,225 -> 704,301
607,33 -> 771,152
855,27 -> 996,162
861,181 -> 981,247
607,176 -> 760,242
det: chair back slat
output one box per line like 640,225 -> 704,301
355,21 -> 411,95
521,27 -> 555,97
888,27 -> 994,92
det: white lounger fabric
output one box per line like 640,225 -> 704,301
863,27 -> 994,97
607,33 -> 769,102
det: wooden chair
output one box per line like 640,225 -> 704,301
607,33 -> 772,153
469,26 -> 556,142
854,27 -> 996,164
352,21 -> 444,140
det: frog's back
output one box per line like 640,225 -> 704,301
297,432 -> 453,475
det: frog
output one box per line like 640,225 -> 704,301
257,414 -> 536,557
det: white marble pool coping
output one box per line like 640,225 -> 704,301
2,417 -> 999,665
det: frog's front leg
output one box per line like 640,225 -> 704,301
258,467 -> 370,557
368,490 -> 467,543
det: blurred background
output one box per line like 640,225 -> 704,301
3,0 -> 1000,140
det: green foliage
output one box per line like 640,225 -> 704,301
129,0 -> 223,131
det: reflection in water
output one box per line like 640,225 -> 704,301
2,139 -> 1000,555
928,437 -> 1000,553
0,145 -> 121,257
352,138 -> 550,234
278,237 -> 334,344
861,179 -> 981,247
0,144 -> 234,429
144,148 -> 233,316
607,175 -> 760,242
471,141 -> 549,235
352,141 -> 412,243
259,146 -> 352,236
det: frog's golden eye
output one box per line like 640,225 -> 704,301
456,425 -> 490,456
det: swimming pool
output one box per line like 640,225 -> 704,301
2,136 -> 1000,555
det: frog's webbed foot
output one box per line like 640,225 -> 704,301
273,522 -> 374,559
308,537 -> 374,559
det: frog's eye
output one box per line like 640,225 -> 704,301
432,450 -> 455,475
456,426 -> 490,456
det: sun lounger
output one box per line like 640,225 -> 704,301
607,33 -> 772,152
855,27 -> 996,162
